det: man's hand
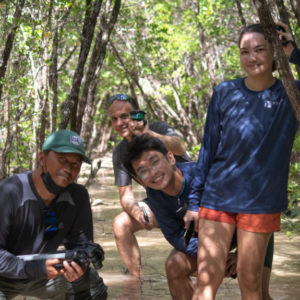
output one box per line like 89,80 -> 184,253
62,260 -> 87,282
224,252 -> 237,278
183,209 -> 199,232
137,206 -> 154,230
46,259 -> 64,279
128,119 -> 149,137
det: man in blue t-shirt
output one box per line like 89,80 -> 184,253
123,134 -> 274,300
107,94 -> 190,278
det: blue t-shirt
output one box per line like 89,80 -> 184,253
189,76 -> 299,213
146,162 -> 198,256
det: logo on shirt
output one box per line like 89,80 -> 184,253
264,99 -> 280,109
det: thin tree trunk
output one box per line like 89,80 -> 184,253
290,0 -> 300,28
0,0 -> 25,102
49,19 -> 58,132
0,102 -> 26,179
253,0 -> 300,121
77,0 -> 121,135
39,0 -> 54,149
235,0 -> 246,27
59,0 -> 103,130
192,0 -> 217,90
84,115 -> 112,188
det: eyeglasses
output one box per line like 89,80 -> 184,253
136,157 -> 164,181
107,94 -> 139,109
43,208 -> 58,239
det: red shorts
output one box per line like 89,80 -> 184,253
198,207 -> 280,232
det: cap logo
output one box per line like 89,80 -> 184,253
70,135 -> 82,146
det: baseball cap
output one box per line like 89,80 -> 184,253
42,130 -> 91,164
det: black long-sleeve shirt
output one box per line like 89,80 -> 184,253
0,172 -> 94,281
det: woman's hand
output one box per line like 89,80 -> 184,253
275,21 -> 295,58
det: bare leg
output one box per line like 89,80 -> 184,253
236,229 -> 272,300
192,219 -> 235,300
165,249 -> 197,300
112,206 -> 158,278
262,266 -> 273,300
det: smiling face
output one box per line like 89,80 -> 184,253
108,100 -> 134,139
239,32 -> 274,79
39,151 -> 82,187
132,150 -> 176,191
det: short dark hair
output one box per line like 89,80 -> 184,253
123,134 -> 168,177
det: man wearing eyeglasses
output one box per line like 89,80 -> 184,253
122,134 -> 274,300
107,94 -> 191,278
0,130 -> 107,299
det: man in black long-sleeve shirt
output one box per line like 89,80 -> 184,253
0,130 -> 107,299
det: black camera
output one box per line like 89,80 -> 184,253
130,110 -> 147,125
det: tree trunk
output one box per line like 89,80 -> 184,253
0,0 -> 25,102
49,18 -> 58,132
253,0 -> 300,122
235,0 -> 247,27
192,0 -> 217,90
77,0 -> 121,136
290,0 -> 300,28
59,0 -> 103,131
0,102 -> 26,179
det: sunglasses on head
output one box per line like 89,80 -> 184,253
107,94 -> 138,109
43,208 -> 58,239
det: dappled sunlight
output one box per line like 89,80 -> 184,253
84,155 -> 300,299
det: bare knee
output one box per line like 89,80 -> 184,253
238,267 -> 261,292
165,253 -> 190,281
113,212 -> 132,238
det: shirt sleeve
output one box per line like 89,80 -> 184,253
64,185 -> 94,249
0,177 -> 46,280
187,89 -> 221,206
289,46 -> 300,66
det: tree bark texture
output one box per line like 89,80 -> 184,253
59,0 -> 103,131
235,0 -> 247,27
253,0 -> 300,122
290,0 -> 300,28
77,0 -> 121,135
0,0 -> 25,102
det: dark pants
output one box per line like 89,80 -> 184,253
0,268 -> 107,300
